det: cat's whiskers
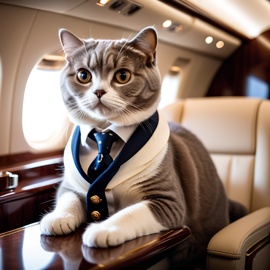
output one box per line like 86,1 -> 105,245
122,99 -> 156,133
117,33 -> 133,59
117,32 -> 142,59
62,44 -> 87,60
123,99 -> 144,112
57,112 -> 74,141
111,106 -> 125,123
62,119 -> 74,141
76,96 -> 99,117
124,107 -> 154,133
83,41 -> 88,56
57,48 -> 65,55
103,96 -> 144,122
117,100 -> 143,117
102,96 -> 127,110
116,106 -> 145,127
117,39 -> 147,61
89,24 -> 93,39
117,44 -> 133,59
115,108 -> 133,126
55,104 -> 87,142
68,106 -> 86,120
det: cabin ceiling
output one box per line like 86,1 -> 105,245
1,0 -> 270,41
0,0 -> 242,59
0,0 -> 86,13
186,0 -> 270,39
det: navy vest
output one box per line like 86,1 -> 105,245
71,111 -> 159,222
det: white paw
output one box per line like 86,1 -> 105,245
40,212 -> 79,236
82,223 -> 125,248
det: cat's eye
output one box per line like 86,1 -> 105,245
115,70 -> 131,84
77,69 -> 92,84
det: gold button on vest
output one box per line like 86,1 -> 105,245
90,195 -> 102,204
91,211 -> 101,221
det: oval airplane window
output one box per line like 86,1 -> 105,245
159,66 -> 181,109
23,54 -> 72,150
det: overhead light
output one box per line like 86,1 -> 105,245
43,55 -> 65,61
205,36 -> 213,44
96,0 -> 110,6
37,55 -> 66,70
162,20 -> 172,28
170,66 -> 181,72
216,41 -> 224,48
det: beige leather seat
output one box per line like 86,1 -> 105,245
161,97 -> 270,270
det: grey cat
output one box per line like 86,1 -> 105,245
40,27 -> 247,265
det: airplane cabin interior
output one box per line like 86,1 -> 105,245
0,0 -> 270,269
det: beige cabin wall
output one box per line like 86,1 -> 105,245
0,4 -> 37,156
157,43 -> 221,98
0,3 -> 222,155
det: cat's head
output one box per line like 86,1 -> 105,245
59,27 -> 161,127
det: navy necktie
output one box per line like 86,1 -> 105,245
87,131 -> 119,180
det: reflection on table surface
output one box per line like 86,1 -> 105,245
0,223 -> 190,270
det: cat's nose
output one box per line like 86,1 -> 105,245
94,89 -> 106,99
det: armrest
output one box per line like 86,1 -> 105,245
207,207 -> 270,270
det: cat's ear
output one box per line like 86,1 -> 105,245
59,29 -> 84,62
129,27 -> 157,63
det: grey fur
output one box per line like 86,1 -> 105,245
60,29 -> 160,127
139,123 -> 231,246
59,27 -> 248,263
133,122 -> 247,268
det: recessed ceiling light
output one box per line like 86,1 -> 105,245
43,55 -> 65,61
96,0 -> 110,6
216,41 -> 224,48
162,20 -> 172,28
205,36 -> 213,44
170,66 -> 181,72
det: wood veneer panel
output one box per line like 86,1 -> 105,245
207,30 -> 270,97
0,223 -> 191,270
0,154 -> 63,232
0,158 -> 63,203
0,149 -> 64,169
0,189 -> 57,233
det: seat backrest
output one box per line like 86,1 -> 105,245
161,97 -> 270,212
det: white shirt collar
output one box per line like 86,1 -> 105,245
80,123 -> 138,146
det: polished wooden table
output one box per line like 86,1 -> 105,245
0,223 -> 190,270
